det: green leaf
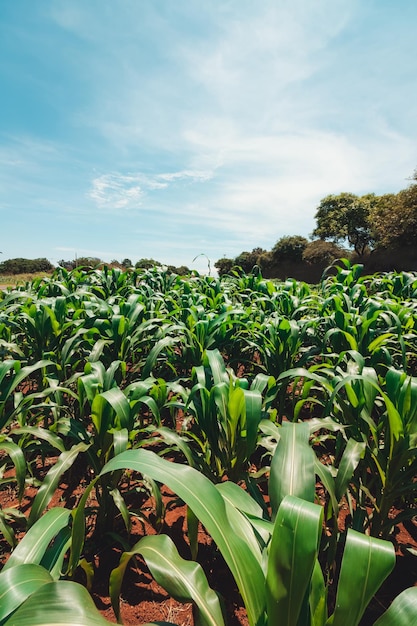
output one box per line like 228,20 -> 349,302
310,560 -> 327,626
266,495 -> 323,626
2,581 -> 116,625
142,336 -> 178,379
374,587 -> 417,625
0,441 -> 26,500
4,508 -> 71,571
0,564 -> 53,623
329,529 -> 395,626
334,439 -> 366,502
11,426 -> 66,453
244,389 -> 263,456
28,442 -> 89,526
269,422 -> 315,518
99,388 -> 131,430
110,534 -> 225,626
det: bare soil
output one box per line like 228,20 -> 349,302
0,463 -> 416,625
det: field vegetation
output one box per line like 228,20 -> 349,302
0,260 -> 417,625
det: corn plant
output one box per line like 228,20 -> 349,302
167,349 -> 269,484
278,356 -> 417,540
95,421 -> 414,626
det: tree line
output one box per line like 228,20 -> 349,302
0,256 -> 191,276
215,170 -> 417,279
1,171 -> 416,279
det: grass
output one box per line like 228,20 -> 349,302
0,271 -> 54,287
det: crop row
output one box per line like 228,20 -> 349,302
0,260 -> 417,624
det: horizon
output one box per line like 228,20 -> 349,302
1,1 -> 417,273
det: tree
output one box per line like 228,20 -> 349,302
121,258 -> 133,268
302,239 -> 348,266
234,248 -> 267,273
272,236 -> 308,263
0,257 -> 54,274
135,258 -> 162,269
73,257 -> 102,269
370,186 -> 417,249
312,193 -> 376,256
214,258 -> 234,276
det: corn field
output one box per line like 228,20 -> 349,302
1,259 -> 417,625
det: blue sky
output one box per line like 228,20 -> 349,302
1,1 -> 417,273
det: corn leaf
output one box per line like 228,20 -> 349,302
374,587 -> 417,625
269,422 -> 315,518
3,581 -> 121,625
334,439 -> 366,502
110,534 -> 225,626
28,442 -> 89,526
329,529 -> 395,626
266,495 -> 323,626
0,564 -> 53,623
4,508 -> 71,571
0,441 -> 26,500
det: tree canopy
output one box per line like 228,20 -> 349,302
369,185 -> 417,249
312,193 -> 376,256
272,236 -> 308,263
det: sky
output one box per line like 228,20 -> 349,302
1,1 -> 417,273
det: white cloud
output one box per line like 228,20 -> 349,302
88,168 -> 215,211
89,174 -> 143,210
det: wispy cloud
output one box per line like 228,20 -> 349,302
88,169 -> 214,211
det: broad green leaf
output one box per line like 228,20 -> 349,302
4,508 -> 71,571
40,526 -> 72,579
204,349 -> 229,386
11,426 -> 66,453
110,534 -> 225,626
266,495 -> 323,626
99,388 -> 131,430
374,587 -> 417,625
244,389 -> 263,456
329,529 -> 395,626
111,427 -> 129,457
0,441 -> 26,500
334,439 -> 366,502
0,509 -> 16,547
216,480 -> 264,519
142,336 -> 178,378
3,581 -> 117,625
28,442 -> 89,526
310,560 -> 327,626
154,426 -> 195,467
100,448 -> 265,626
313,457 -> 339,519
68,477 -> 99,575
215,483 -> 264,564
269,422 -> 315,518
0,564 -> 53,622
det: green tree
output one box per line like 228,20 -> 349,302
0,257 -> 54,274
135,258 -> 162,269
272,236 -> 308,263
302,239 -> 348,266
234,248 -> 267,273
214,258 -> 234,276
312,193 -> 376,256
370,185 -> 417,249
